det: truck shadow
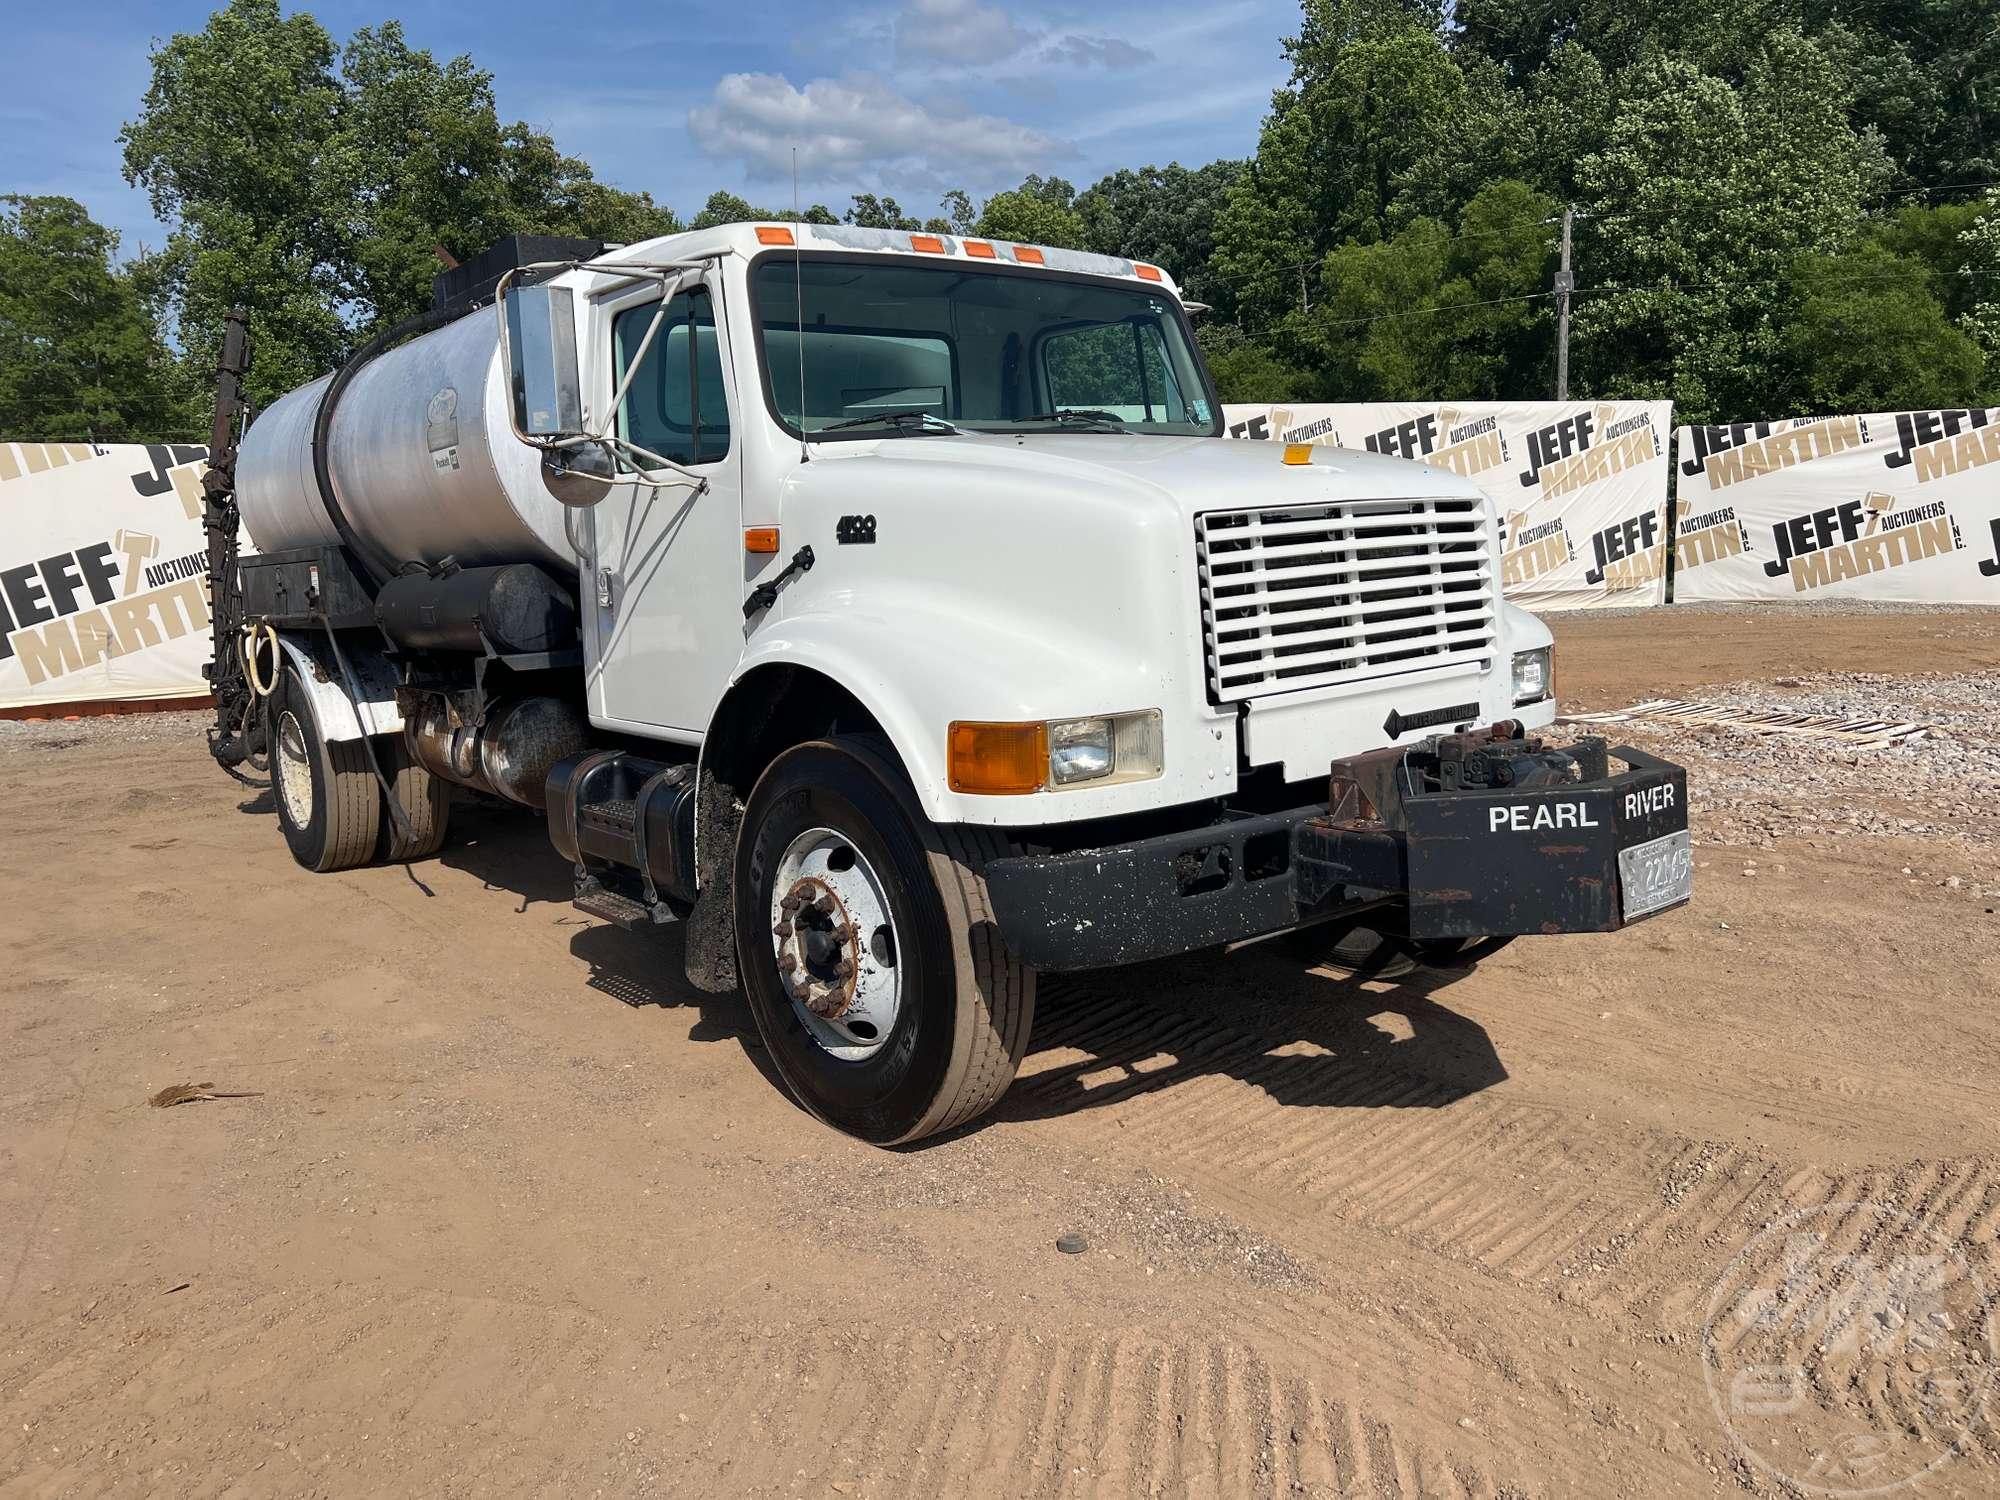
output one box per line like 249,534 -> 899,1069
432,798 -> 783,1086
429,801 -> 1503,1134
993,941 -> 1507,1129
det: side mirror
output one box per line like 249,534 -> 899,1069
503,283 -> 583,439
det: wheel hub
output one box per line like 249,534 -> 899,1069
774,874 -> 859,1019
767,827 -> 902,1062
274,710 -> 312,828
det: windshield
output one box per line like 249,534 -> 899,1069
754,256 -> 1219,437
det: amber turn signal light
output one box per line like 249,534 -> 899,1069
755,225 -> 795,246
947,721 -> 1048,794
744,527 -> 781,554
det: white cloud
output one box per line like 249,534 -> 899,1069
894,0 -> 1037,65
1042,34 -> 1152,69
688,72 -> 1070,184
892,0 -> 1151,70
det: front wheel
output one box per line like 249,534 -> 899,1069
733,737 -> 1035,1144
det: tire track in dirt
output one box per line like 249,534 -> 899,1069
1015,976 -> 1691,1293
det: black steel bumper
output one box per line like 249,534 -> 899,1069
983,742 -> 1689,972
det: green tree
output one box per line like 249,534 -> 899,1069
120,0 -> 350,407
1959,191 -> 2000,378
1570,35 -> 1884,421
940,189 -> 976,235
1861,199 -> 1990,321
1075,161 -> 1245,314
974,175 -> 1086,248
0,196 -> 187,441
1201,332 -> 1316,403
1775,242 -> 1986,411
1213,0 -> 1472,335
1814,1 -> 1998,193
845,194 -> 923,231
123,0 -> 686,399
1311,180 -> 1555,399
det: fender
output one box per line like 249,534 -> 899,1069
273,634 -> 404,742
709,597 -> 1236,830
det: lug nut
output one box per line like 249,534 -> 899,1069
815,892 -> 840,914
772,920 -> 794,938
778,953 -> 798,973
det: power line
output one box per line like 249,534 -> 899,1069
1207,176 -> 2000,280
1313,290 -> 1555,329
1300,264 -> 2000,334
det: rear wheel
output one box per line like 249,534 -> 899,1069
271,664 -> 381,873
376,736 -> 451,862
734,737 -> 1034,1144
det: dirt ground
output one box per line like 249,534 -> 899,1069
3,606 -> 1998,1498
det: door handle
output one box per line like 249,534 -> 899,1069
596,567 -> 614,608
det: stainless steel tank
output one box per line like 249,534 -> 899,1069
236,308 -> 578,575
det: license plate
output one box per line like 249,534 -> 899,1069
1617,829 -> 1692,919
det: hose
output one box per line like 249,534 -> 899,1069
240,621 -> 280,698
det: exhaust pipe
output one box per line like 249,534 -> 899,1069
407,696 -> 590,808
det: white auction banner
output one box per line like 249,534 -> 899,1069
1223,401 -> 1673,610
1673,410 -> 2000,603
1,440 -> 225,711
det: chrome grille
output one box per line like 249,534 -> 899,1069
1196,497 -> 1497,703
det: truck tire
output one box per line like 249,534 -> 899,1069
271,664 -> 381,873
376,737 -> 451,862
733,736 -> 1035,1145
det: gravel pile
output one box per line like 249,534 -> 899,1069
1589,600 -> 2000,620
1553,669 -> 2000,889
0,708 -> 212,755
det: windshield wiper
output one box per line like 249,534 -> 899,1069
1012,409 -> 1132,432
818,409 -> 961,435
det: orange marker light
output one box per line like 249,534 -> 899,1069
1134,263 -> 1163,281
910,234 -> 946,254
947,722 -> 1048,795
964,240 -> 997,258
744,526 -> 781,553
1013,245 -> 1045,265
1282,444 -> 1315,466
755,225 -> 795,246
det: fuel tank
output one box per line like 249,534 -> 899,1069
235,308 -> 578,576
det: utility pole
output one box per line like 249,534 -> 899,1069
1553,206 -> 1574,401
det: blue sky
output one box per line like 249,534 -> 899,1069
6,0 -> 1301,258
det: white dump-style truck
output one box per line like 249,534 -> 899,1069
213,223 -> 1691,1143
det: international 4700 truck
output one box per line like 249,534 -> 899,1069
212,223 -> 1692,1143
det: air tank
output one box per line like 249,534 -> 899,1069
236,307 -> 579,577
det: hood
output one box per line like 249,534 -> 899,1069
802,431 -> 1491,521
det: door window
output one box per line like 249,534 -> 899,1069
1040,318 -> 1195,424
613,288 -> 731,466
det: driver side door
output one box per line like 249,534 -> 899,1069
584,281 -> 743,736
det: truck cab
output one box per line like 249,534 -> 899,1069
227,224 -> 1691,1143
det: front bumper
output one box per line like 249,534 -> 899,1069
983,737 -> 1689,971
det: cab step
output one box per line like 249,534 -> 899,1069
573,873 -> 679,930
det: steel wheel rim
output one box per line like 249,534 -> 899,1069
274,710 -> 313,828
769,826 -> 901,1061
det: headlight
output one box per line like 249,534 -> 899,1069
948,710 -> 1163,793
1048,711 -> 1163,787
1511,646 -> 1553,705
